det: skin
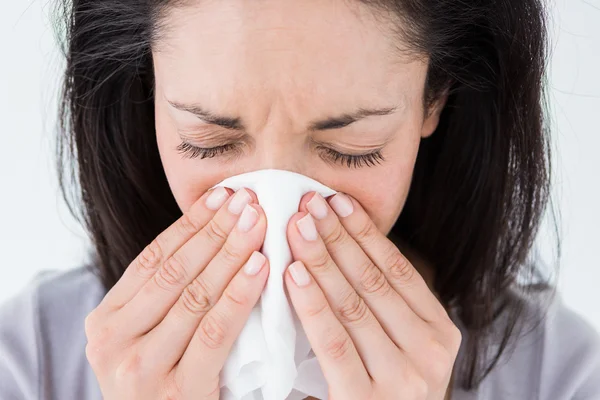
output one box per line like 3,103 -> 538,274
84,0 -> 460,399
153,0 -> 445,236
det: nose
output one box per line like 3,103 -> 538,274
252,128 -> 307,174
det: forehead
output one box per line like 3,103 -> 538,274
153,0 -> 426,121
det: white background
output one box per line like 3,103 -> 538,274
0,0 -> 599,332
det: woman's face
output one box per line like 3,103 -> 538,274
153,0 -> 446,236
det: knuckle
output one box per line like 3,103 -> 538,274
164,372 -> 184,400
85,343 -> 102,369
169,367 -> 220,399
85,324 -> 115,370
114,351 -> 144,384
385,249 -> 416,286
84,311 -> 97,338
432,303 -> 453,324
402,366 -> 428,399
358,263 -> 391,296
336,291 -> 371,327
219,242 -> 245,266
411,376 -> 429,399
443,322 -> 463,354
306,299 -> 330,319
180,277 -> 215,316
177,212 -> 203,236
197,312 -> 229,350
85,343 -> 106,372
223,284 -> 250,307
324,330 -> 353,361
204,219 -> 229,247
164,372 -> 182,400
90,323 -> 115,349
202,381 -> 222,399
164,387 -> 182,400
321,223 -> 346,248
354,222 -> 378,246
135,239 -> 163,277
452,324 -> 463,350
154,253 -> 189,290
424,340 -> 454,387
309,251 -> 332,273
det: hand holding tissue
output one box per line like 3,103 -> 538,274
211,169 -> 335,400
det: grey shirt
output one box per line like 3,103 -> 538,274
1,265 -> 599,400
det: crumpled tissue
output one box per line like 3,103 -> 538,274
210,168 -> 336,400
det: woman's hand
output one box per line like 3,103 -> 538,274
284,192 -> 462,400
84,187 -> 270,399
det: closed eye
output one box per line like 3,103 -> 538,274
175,141 -> 385,168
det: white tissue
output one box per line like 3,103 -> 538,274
210,169 -> 335,400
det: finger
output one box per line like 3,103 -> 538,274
115,188 -> 256,336
284,261 -> 372,399
287,212 -> 400,378
143,203 -> 267,371
175,251 -> 269,385
101,186 -> 233,310
302,192 -> 431,350
327,192 -> 449,324
325,193 -> 462,384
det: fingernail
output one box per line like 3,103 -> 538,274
306,193 -> 328,220
329,193 -> 353,217
205,187 -> 230,210
243,251 -> 266,276
296,214 -> 318,241
289,261 -> 310,287
228,188 -> 252,215
237,204 -> 259,232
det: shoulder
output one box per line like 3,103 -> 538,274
452,286 -> 600,400
0,265 -> 107,338
0,265 -> 106,399
531,290 -> 600,399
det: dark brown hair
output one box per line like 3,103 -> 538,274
53,0 -> 558,390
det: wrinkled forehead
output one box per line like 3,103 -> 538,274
152,0 -> 427,121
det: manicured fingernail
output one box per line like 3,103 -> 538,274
330,193 -> 353,217
296,214 -> 318,241
243,251 -> 266,276
289,261 -> 311,287
205,187 -> 230,210
228,188 -> 252,215
306,193 -> 328,220
237,204 -> 259,232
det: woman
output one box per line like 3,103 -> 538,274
1,0 -> 599,399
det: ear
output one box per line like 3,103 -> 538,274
420,91 -> 448,139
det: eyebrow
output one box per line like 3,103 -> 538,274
167,100 -> 399,131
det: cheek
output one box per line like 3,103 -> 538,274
343,170 -> 412,235
340,141 -> 420,235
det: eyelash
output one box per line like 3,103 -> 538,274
316,146 -> 385,168
176,141 -> 239,159
176,141 -> 385,168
